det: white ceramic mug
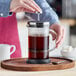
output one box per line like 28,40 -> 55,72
0,44 -> 16,61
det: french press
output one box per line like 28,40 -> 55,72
26,21 -> 56,64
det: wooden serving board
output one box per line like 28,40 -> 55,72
1,57 -> 75,71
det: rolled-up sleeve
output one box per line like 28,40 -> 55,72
25,0 -> 59,25
0,0 -> 12,17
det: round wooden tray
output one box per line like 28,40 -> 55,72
1,57 -> 75,71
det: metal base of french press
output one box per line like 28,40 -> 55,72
26,59 -> 51,64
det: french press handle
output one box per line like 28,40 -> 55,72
49,29 -> 57,52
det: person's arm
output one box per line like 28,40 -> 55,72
0,0 -> 12,17
25,0 -> 64,48
0,0 -> 42,17
25,0 -> 60,25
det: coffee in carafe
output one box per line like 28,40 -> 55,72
29,36 -> 49,59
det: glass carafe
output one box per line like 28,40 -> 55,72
27,21 -> 56,64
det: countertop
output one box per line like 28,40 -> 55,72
0,62 -> 76,76
60,19 -> 76,26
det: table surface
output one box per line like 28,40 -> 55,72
0,62 -> 76,76
60,19 -> 76,26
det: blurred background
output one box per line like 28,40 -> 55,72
16,0 -> 76,57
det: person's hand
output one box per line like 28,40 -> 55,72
10,0 -> 42,13
50,23 -> 65,48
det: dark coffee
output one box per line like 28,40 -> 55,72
28,36 -> 49,59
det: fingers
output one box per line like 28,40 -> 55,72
50,24 -> 62,43
29,0 -> 42,13
21,0 -> 42,13
14,7 -> 38,13
20,1 -> 36,13
56,36 -> 63,48
11,3 -> 35,13
49,31 -> 57,40
50,24 -> 65,48
56,26 -> 63,43
50,29 -> 64,48
11,5 -> 37,13
10,6 -> 22,12
56,28 -> 64,48
11,0 -> 42,13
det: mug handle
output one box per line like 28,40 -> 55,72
49,29 -> 57,52
10,45 -> 16,55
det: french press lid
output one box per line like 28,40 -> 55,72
28,21 -> 50,28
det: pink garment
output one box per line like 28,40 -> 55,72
0,13 -> 21,58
